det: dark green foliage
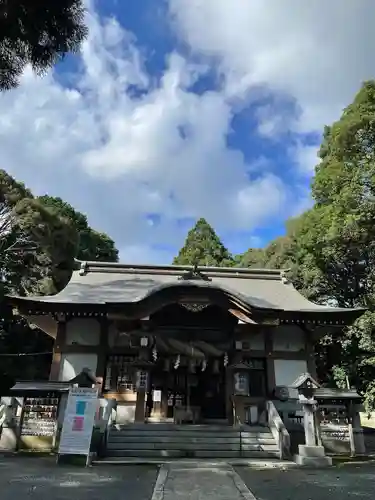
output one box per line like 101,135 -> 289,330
0,170 -> 119,386
237,82 -> 375,410
173,218 -> 234,267
0,0 -> 87,90
38,196 -> 119,263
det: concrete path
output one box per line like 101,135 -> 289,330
151,462 -> 256,500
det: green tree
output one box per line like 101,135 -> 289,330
0,0 -> 87,91
290,81 -> 375,409
0,170 -> 79,388
38,196 -> 119,263
173,218 -> 234,267
0,170 -> 78,295
234,247 -> 264,268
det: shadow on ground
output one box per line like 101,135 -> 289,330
0,456 -> 158,500
236,462 -> 375,500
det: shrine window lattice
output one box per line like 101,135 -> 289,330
104,355 -> 137,392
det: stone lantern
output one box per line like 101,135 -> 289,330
292,373 -> 332,467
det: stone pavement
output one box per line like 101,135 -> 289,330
1,455 -> 375,499
0,455 -> 158,500
151,462 -> 255,500
236,462 -> 375,500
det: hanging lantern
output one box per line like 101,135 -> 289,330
152,346 -> 158,361
174,354 -> 181,370
224,352 -> 228,367
201,359 -> 207,372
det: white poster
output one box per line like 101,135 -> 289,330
58,387 -> 98,456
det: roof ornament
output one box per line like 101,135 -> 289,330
178,264 -> 212,282
79,261 -> 88,276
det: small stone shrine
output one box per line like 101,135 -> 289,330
292,373 -> 332,467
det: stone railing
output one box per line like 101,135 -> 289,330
266,400 -> 291,459
0,403 -> 6,431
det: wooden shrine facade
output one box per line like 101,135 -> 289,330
6,261 -> 365,425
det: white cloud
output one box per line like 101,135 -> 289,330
292,144 -> 320,176
169,0 -> 375,133
0,2 -> 298,263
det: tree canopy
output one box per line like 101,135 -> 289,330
236,82 -> 375,410
0,170 -> 119,390
173,218 -> 234,267
38,195 -> 119,263
0,0 -> 87,91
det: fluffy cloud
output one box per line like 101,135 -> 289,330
1,1 -> 372,263
169,0 -> 375,133
0,2 -> 297,262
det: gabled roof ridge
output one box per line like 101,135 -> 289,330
75,259 -> 287,281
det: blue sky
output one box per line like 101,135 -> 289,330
1,0 -> 375,264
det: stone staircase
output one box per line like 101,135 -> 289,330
104,423 -> 280,459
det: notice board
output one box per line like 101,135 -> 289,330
58,387 -> 98,457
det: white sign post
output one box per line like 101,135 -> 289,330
57,387 -> 98,465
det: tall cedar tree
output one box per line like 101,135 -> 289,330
0,0 -> 87,90
38,196 -> 119,263
237,82 -> 375,410
173,218 -> 234,267
299,81 -> 375,410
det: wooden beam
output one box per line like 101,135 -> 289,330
264,329 -> 275,395
95,318 -> 109,393
49,321 -> 66,380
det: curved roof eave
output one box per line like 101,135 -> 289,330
6,280 -> 366,320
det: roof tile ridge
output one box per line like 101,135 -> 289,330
74,259 -> 290,281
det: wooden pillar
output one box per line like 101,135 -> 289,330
225,365 -> 233,423
95,317 -> 109,394
135,390 -> 146,422
305,329 -> 317,378
49,319 -> 66,380
134,344 -> 150,423
161,389 -> 169,419
265,328 -> 276,396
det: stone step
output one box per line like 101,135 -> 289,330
110,428 -> 272,437
105,449 -> 280,459
107,441 -> 278,451
107,435 -> 276,445
108,435 -> 241,443
110,431 -> 241,438
112,424 -> 268,433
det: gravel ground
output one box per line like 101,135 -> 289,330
235,462 -> 375,500
0,456 -> 158,500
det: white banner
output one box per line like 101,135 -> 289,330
58,387 -> 98,456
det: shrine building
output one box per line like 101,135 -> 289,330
7,260 -> 365,427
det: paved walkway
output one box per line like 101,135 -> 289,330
151,463 -> 255,500
0,456 -> 158,500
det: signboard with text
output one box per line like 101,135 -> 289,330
58,387 -> 98,456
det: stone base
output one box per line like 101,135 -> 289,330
0,427 -> 17,451
298,445 -> 326,457
294,444 -> 332,467
294,454 -> 333,467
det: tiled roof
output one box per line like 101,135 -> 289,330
7,260 -> 365,316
